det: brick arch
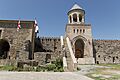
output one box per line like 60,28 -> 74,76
72,35 -> 87,45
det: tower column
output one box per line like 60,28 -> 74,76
71,15 -> 74,24
68,16 -> 70,24
77,13 -> 79,23
82,16 -> 84,23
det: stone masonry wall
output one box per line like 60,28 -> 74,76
93,40 -> 120,64
0,20 -> 35,60
39,37 -> 63,60
34,37 -> 63,65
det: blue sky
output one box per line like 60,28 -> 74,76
0,0 -> 120,39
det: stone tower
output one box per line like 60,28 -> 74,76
65,4 -> 95,64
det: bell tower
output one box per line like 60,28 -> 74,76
65,4 -> 95,64
68,4 -> 85,24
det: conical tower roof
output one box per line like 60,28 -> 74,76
70,4 -> 83,11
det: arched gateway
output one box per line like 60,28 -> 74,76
75,39 -> 84,58
0,39 -> 10,59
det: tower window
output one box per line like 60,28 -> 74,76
73,29 -> 75,33
83,29 -> 85,33
69,16 -> 72,23
77,29 -> 79,33
73,14 -> 77,22
79,14 -> 82,22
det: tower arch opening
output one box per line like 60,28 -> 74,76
0,39 -> 10,59
75,39 -> 84,58
73,13 -> 77,22
79,14 -> 82,22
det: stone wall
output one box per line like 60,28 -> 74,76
0,59 -> 17,66
0,20 -> 35,60
34,37 -> 63,65
93,40 -> 120,64
34,52 -> 53,65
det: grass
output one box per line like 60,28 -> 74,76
97,64 -> 120,70
86,64 -> 120,80
0,59 -> 64,72
87,73 -> 120,80
0,65 -> 17,71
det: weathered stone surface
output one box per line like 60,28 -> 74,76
0,20 -> 35,62
34,37 -> 63,64
34,52 -> 53,65
93,40 -> 120,64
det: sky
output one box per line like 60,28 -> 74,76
0,0 -> 120,39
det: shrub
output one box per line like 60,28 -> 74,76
46,64 -> 56,71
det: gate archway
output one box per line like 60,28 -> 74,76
75,39 -> 84,58
0,39 -> 10,59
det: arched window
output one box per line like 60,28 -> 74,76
83,29 -> 85,33
80,29 -> 82,33
77,29 -> 79,33
69,16 -> 72,23
79,14 -> 82,22
73,29 -> 75,33
73,14 -> 77,22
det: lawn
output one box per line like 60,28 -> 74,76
86,64 -> 120,80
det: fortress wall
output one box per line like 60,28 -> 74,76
0,20 -> 35,60
34,37 -> 63,65
93,40 -> 120,64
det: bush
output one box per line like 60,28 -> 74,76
46,64 -> 56,71
51,59 -> 64,72
35,59 -> 64,72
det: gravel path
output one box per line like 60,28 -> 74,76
0,72 -> 94,80
77,65 -> 112,75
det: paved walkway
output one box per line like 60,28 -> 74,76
0,72 -> 94,80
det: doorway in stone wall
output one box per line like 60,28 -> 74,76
0,39 -> 10,59
75,39 -> 84,58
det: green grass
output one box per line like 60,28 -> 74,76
0,59 -> 64,72
87,73 -> 120,80
97,64 -> 120,70
0,65 -> 17,71
86,64 -> 120,80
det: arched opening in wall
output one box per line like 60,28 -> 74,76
69,16 -> 72,23
83,29 -> 85,33
0,39 -> 10,59
73,14 -> 77,22
79,14 -> 82,22
75,39 -> 84,58
96,61 -> 99,64
113,57 -> 115,63
77,29 -> 79,34
80,29 -> 82,33
73,29 -> 75,33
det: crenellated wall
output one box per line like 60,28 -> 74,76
34,37 -> 63,65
